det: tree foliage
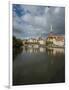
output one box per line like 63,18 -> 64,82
13,36 -> 23,60
13,36 -> 23,48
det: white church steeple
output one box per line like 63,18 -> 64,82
51,25 -> 53,32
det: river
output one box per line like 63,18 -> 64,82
13,46 -> 65,85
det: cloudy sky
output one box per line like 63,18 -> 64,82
13,4 -> 65,39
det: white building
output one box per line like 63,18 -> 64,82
53,38 -> 64,47
38,38 -> 46,45
46,34 -> 64,47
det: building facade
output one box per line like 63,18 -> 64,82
46,33 -> 64,47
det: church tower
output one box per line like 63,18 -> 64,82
50,25 -> 53,33
49,25 -> 53,36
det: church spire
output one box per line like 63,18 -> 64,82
49,25 -> 53,36
51,25 -> 53,32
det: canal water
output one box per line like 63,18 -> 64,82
13,46 -> 65,85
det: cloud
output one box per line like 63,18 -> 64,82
45,7 -> 50,14
54,7 -> 60,14
20,5 -> 45,16
21,13 -> 33,24
13,4 -> 65,39
34,16 -> 47,27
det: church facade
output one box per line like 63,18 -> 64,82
46,25 -> 64,47
46,34 -> 64,47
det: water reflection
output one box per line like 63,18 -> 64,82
46,47 -> 64,56
13,46 -> 65,85
22,46 -> 64,55
13,47 -> 23,60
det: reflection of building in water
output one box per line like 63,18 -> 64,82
47,48 -> 64,56
23,46 -> 64,55
22,46 -> 46,53
53,48 -> 64,55
33,45 -> 39,48
39,47 -> 46,52
27,45 -> 39,48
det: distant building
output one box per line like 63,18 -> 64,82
46,34 -> 64,47
46,25 -> 64,47
28,39 -> 33,43
28,38 -> 38,44
38,37 -> 46,45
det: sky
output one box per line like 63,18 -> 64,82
13,4 -> 65,39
